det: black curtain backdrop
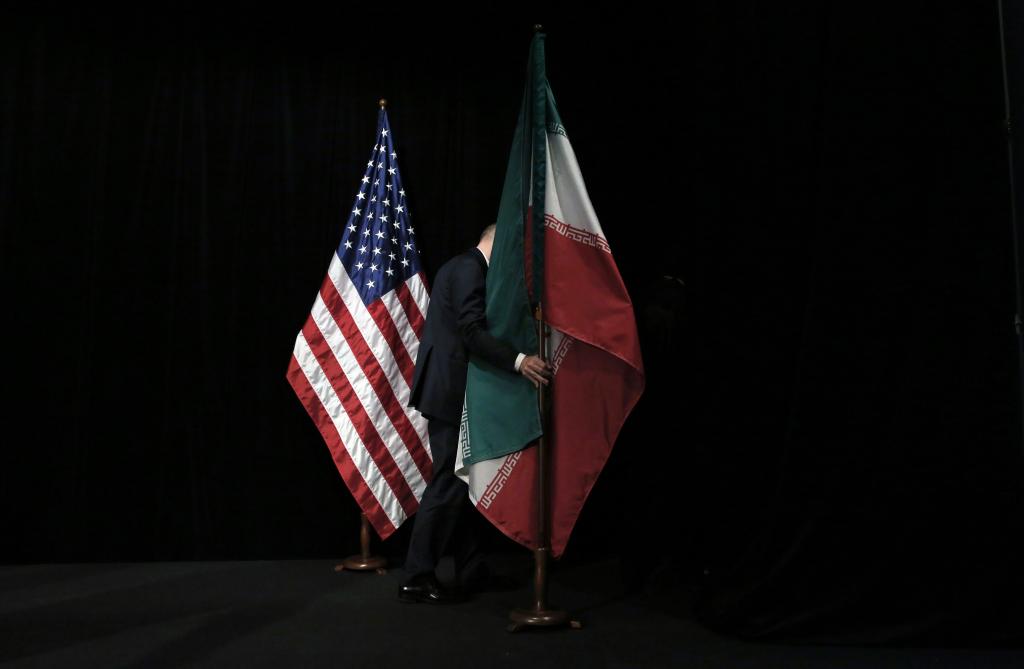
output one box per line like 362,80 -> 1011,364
4,6 -> 1024,645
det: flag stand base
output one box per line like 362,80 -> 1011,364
505,535 -> 581,631
336,555 -> 386,573
333,513 -> 387,575
508,607 -> 581,632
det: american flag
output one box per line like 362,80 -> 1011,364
287,108 -> 432,539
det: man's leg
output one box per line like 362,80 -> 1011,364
402,418 -> 465,581
451,494 -> 489,586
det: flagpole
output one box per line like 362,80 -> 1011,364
333,97 -> 394,576
507,307 -> 580,632
507,25 -> 580,632
335,512 -> 387,573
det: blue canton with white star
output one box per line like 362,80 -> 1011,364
337,109 -> 421,305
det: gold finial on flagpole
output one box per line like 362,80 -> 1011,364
379,98 -> 387,109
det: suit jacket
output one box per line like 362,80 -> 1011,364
408,247 -> 519,424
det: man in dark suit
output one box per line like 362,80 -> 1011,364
400,224 -> 550,604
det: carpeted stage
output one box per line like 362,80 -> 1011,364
1,556 -> 1021,669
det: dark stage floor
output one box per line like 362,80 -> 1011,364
1,557 -> 1022,669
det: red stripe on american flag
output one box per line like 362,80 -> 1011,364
301,317 -> 420,518
318,276 -> 433,482
365,300 -> 417,388
395,280 -> 425,334
286,355 -> 396,538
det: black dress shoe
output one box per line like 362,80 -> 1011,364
398,574 -> 467,604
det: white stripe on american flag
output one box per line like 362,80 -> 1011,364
328,254 -> 415,400
327,253 -> 429,456
292,331 -> 407,528
380,283 -> 430,449
381,289 -> 422,380
311,293 -> 427,499
407,273 -> 430,325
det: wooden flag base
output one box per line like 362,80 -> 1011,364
508,607 -> 581,632
334,514 -> 387,575
337,554 -> 386,572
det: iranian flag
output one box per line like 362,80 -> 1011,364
455,32 -> 645,557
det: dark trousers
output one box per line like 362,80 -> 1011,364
403,418 -> 486,584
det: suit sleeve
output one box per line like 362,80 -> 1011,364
451,258 -> 520,372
